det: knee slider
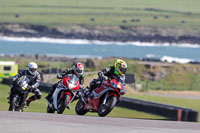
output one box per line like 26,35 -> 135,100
36,91 -> 42,99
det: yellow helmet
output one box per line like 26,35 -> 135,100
114,59 -> 127,76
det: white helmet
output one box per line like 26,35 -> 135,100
73,62 -> 84,76
28,62 -> 38,75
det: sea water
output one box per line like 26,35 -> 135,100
0,36 -> 200,63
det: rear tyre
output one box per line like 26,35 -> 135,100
75,100 -> 88,115
98,96 -> 117,117
57,94 -> 70,114
9,96 -> 18,111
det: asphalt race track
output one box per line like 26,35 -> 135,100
0,111 -> 200,133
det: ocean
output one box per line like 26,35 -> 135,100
0,36 -> 200,63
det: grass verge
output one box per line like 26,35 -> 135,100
1,83 -> 200,122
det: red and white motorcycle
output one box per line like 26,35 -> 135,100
47,74 -> 81,114
75,75 -> 126,117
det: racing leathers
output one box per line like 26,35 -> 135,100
46,68 -> 85,102
12,69 -> 42,106
89,66 -> 126,92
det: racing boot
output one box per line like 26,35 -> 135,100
45,94 -> 52,106
81,90 -> 90,104
46,84 -> 57,106
26,97 -> 34,107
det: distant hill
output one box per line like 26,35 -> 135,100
1,23 -> 200,44
1,0 -> 200,44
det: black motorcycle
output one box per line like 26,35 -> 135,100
8,76 -> 32,112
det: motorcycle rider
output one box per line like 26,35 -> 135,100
12,62 -> 42,106
45,62 -> 85,104
82,59 -> 127,102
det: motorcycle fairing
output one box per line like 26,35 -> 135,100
84,79 -> 122,111
83,84 -> 112,111
93,86 -> 113,98
53,84 -> 65,109
52,74 -> 80,110
84,98 -> 100,111
60,91 -> 72,103
63,74 -> 80,90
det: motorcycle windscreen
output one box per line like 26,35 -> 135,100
19,76 -> 30,87
13,76 -> 30,91
67,74 -> 80,90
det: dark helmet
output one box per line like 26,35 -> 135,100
73,62 -> 84,76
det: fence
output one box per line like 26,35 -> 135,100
117,97 -> 198,122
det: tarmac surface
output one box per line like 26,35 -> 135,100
1,111 -> 200,133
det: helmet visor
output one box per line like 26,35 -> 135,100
30,68 -> 37,73
117,67 -> 127,75
76,70 -> 83,74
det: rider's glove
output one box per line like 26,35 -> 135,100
102,76 -> 108,81
98,71 -> 103,77
12,77 -> 18,81
31,85 -> 35,89
28,85 -> 35,91
57,73 -> 62,79
65,68 -> 70,72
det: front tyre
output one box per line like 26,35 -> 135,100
47,105 -> 55,113
9,96 -> 18,111
98,96 -> 117,117
57,94 -> 70,114
75,99 -> 87,115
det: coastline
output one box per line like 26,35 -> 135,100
1,22 -> 200,45
1,36 -> 200,63
1,36 -> 200,48
1,22 -> 200,63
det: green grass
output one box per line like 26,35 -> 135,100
1,83 -> 200,122
0,83 -> 167,120
140,66 -> 200,91
0,0 -> 200,30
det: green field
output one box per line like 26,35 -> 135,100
1,0 -> 200,122
0,84 -> 167,120
0,57 -> 199,121
1,57 -> 200,121
1,0 -> 200,30
1,83 -> 200,121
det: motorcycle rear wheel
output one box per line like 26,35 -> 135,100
98,96 -> 117,117
75,99 -> 88,115
57,94 -> 70,114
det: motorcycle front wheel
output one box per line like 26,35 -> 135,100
75,99 -> 88,115
47,105 -> 55,113
57,94 -> 70,114
98,96 -> 117,117
9,95 -> 18,111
